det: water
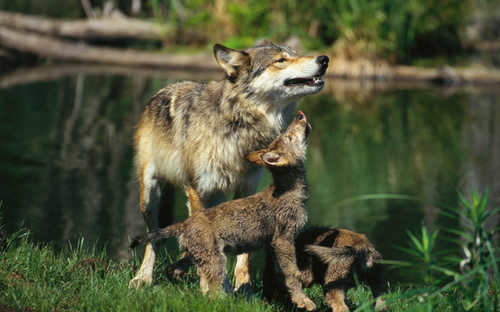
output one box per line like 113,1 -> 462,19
1,69 -> 499,279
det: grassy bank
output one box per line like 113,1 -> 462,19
0,229 -> 497,312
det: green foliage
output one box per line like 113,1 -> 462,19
388,191 -> 499,311
3,0 -> 474,61
442,192 -> 500,311
400,225 -> 441,284
130,0 -> 472,61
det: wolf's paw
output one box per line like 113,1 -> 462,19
292,294 -> 316,311
128,275 -> 152,289
234,259 -> 251,292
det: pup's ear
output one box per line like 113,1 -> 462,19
262,151 -> 288,167
213,44 -> 250,80
247,149 -> 267,167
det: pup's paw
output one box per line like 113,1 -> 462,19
331,303 -> 349,312
166,257 -> 191,281
292,294 -> 316,311
375,297 -> 387,311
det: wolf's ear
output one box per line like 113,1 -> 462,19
213,44 -> 250,80
253,39 -> 273,47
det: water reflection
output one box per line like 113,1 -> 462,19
0,70 -> 498,281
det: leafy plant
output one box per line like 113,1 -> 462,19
441,192 -> 500,311
389,191 -> 499,311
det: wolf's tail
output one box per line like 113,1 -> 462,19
304,245 -> 355,264
130,223 -> 182,249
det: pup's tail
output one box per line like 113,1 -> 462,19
304,245 -> 355,264
130,223 -> 182,249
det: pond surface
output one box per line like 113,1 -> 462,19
1,68 -> 499,281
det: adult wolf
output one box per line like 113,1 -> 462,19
130,41 -> 329,289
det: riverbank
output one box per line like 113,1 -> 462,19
1,10 -> 500,86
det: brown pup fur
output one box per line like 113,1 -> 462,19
263,227 -> 385,312
130,41 -> 329,289
131,112 -> 316,311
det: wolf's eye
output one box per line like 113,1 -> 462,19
276,58 -> 287,63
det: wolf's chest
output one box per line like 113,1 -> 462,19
192,123 -> 278,193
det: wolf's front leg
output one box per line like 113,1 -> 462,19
233,168 -> 262,291
272,236 -> 316,311
129,163 -> 161,288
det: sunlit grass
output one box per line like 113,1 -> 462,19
0,189 -> 498,311
1,225 -> 498,312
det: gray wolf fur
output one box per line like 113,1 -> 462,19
131,112 -> 316,310
264,227 -> 386,312
130,41 -> 329,289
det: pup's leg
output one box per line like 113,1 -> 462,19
233,168 -> 262,291
323,258 -> 352,311
262,247 -> 278,301
167,188 -> 226,280
199,271 -> 210,295
272,236 -> 316,311
263,246 -> 291,303
195,248 -> 230,297
129,162 -> 161,288
366,265 -> 386,311
324,287 -> 349,312
166,255 -> 193,281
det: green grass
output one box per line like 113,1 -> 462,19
1,230 -> 498,312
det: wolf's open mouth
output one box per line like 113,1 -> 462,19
284,76 -> 324,87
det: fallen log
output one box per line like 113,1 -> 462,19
0,10 -> 171,40
0,26 -> 217,69
0,63 -> 223,88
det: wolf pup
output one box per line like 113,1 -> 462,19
131,112 -> 316,310
264,227 -> 385,312
130,41 -> 329,289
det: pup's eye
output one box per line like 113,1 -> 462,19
276,58 -> 287,63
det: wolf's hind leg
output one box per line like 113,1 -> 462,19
234,254 -> 251,291
129,162 -> 161,288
